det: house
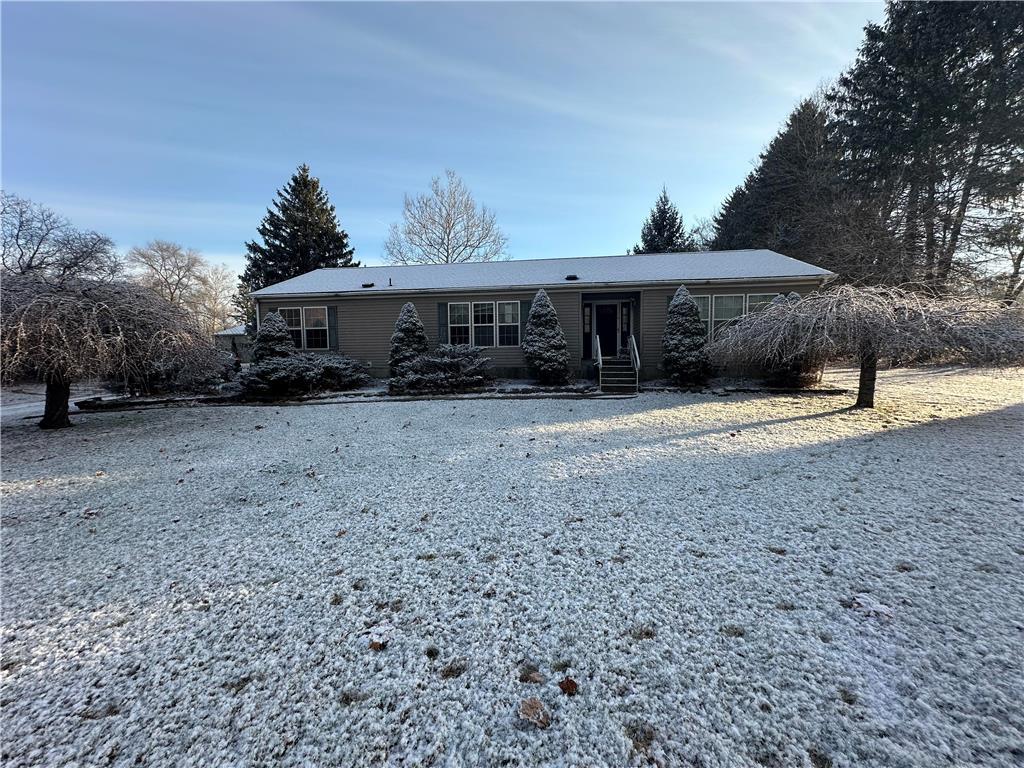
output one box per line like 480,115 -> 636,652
250,249 -> 835,383
213,324 -> 254,363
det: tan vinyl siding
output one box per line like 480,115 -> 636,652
257,278 -> 826,381
322,289 -> 586,377
638,281 -> 822,378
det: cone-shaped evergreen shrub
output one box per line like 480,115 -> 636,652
522,289 -> 570,385
662,286 -> 710,386
389,302 -> 429,377
252,312 -> 296,362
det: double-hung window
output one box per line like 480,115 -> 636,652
712,295 -> 745,338
497,301 -> 520,346
472,302 -> 495,347
303,307 -> 329,349
747,294 -> 780,314
279,308 -> 304,349
450,300 -> 521,347
273,307 -> 328,349
448,303 -> 471,345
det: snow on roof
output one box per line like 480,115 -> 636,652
250,250 -> 835,298
213,324 -> 247,336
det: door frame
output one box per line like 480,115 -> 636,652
592,300 -> 621,357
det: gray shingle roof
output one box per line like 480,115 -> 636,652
251,249 -> 834,297
213,324 -> 247,336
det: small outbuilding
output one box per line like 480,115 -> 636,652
213,324 -> 253,363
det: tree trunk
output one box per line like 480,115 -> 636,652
855,348 -> 878,409
39,374 -> 72,430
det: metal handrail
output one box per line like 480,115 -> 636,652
628,334 -> 640,372
594,335 -> 603,388
628,335 -> 640,392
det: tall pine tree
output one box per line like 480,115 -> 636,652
711,98 -> 842,265
829,2 -> 1024,290
632,187 -> 696,254
235,164 -> 359,324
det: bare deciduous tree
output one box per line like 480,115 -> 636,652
1,192 -> 121,281
191,263 -> 238,336
384,170 -> 508,265
710,285 -> 1024,408
127,240 -> 238,335
1,273 -> 226,429
127,240 -> 205,305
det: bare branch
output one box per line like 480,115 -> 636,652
384,170 -> 509,265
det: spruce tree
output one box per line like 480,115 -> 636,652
389,302 -> 429,377
633,187 -> 696,254
251,312 -> 296,362
235,164 -> 358,324
662,286 -> 710,387
522,289 -> 571,385
711,99 -> 839,266
828,2 -> 1024,290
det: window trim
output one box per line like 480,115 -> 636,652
275,306 -> 329,350
279,307 -> 304,349
496,300 -> 520,347
471,301 -> 496,348
302,306 -> 330,350
711,294 -> 745,339
448,302 -> 471,345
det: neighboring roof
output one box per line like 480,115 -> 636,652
251,249 -> 834,298
214,324 -> 247,336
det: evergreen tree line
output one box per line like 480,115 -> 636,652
636,3 -> 1021,300
707,2 -> 1023,299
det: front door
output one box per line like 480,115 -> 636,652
595,304 -> 618,358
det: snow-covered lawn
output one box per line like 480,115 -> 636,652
2,367 -> 1022,767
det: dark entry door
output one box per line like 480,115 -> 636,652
595,304 -> 618,357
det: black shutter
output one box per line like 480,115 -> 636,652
437,302 -> 448,344
519,299 -> 531,344
328,306 -> 339,351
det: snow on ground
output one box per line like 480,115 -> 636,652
1,367 -> 1022,767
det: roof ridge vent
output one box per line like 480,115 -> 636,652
565,274 -> 579,281
361,282 -> 375,288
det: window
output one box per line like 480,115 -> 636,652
472,302 -> 495,346
449,303 -> 470,345
497,301 -> 520,346
583,304 -> 592,334
278,308 -> 303,349
272,306 -> 328,349
303,307 -> 328,349
712,295 -> 745,338
747,293 -> 780,314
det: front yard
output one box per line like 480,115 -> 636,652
2,367 -> 1022,767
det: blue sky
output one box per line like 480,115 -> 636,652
2,2 -> 883,273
